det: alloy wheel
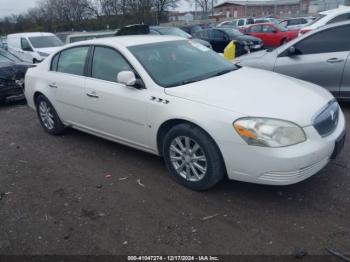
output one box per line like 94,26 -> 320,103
39,100 -> 55,130
169,136 -> 207,182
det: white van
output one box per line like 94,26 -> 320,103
7,32 -> 63,63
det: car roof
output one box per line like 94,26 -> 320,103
67,35 -> 184,48
320,6 -> 350,15
7,32 -> 55,37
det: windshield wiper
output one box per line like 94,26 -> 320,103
166,68 -> 237,88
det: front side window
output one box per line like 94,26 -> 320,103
57,46 -> 89,76
21,38 -> 33,52
293,25 -> 350,55
91,46 -> 131,82
262,25 -> 274,33
128,40 -> 237,88
249,25 -> 262,33
238,19 -> 244,26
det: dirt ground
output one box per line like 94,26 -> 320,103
0,101 -> 349,256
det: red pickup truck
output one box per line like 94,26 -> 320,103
242,23 -> 299,47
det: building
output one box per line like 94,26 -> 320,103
214,0 -> 310,18
169,11 -> 195,22
309,0 -> 345,13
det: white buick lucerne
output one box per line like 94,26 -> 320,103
25,36 -> 346,190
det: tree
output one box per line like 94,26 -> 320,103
153,0 -> 179,23
195,0 -> 217,19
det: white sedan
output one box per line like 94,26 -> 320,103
25,36 -> 346,191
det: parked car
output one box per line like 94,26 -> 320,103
254,18 -> 280,25
279,17 -> 313,30
234,21 -> 350,100
300,5 -> 350,35
179,25 -> 203,36
217,18 -> 255,28
194,27 -> 263,55
7,32 -> 64,64
63,31 -> 117,45
24,36 -> 345,190
0,48 -> 32,103
243,23 -> 299,47
116,24 -> 212,49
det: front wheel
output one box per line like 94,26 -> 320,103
163,123 -> 226,191
35,95 -> 65,135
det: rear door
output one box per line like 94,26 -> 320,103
274,25 -> 350,97
47,46 -> 90,126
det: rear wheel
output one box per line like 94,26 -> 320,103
280,38 -> 288,46
35,95 -> 65,135
163,123 -> 226,191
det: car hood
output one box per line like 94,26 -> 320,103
164,67 -> 333,127
36,47 -> 61,54
237,49 -> 272,60
192,38 -> 212,48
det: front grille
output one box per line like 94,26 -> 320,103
313,101 -> 339,137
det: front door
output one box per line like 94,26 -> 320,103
84,46 -> 150,149
274,25 -> 350,98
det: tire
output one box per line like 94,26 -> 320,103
280,38 -> 288,46
35,95 -> 65,135
163,123 -> 226,191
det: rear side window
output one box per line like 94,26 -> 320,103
327,13 -> 350,24
57,46 -> 89,76
51,53 -> 59,71
294,25 -> 350,55
91,46 -> 131,82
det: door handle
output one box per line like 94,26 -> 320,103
326,58 -> 344,63
49,83 -> 58,88
86,91 -> 99,98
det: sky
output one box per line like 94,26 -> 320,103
0,0 -> 38,18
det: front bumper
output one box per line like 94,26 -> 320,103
0,82 -> 25,102
220,110 -> 346,185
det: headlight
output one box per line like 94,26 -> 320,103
38,51 -> 49,57
233,118 -> 306,147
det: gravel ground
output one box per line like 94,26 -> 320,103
0,101 -> 349,256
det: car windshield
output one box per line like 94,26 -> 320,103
156,28 -> 191,39
129,40 -> 238,88
0,48 -> 22,62
28,35 -> 63,48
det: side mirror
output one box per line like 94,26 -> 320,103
272,30 -> 277,33
288,46 -> 297,56
117,71 -> 145,89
